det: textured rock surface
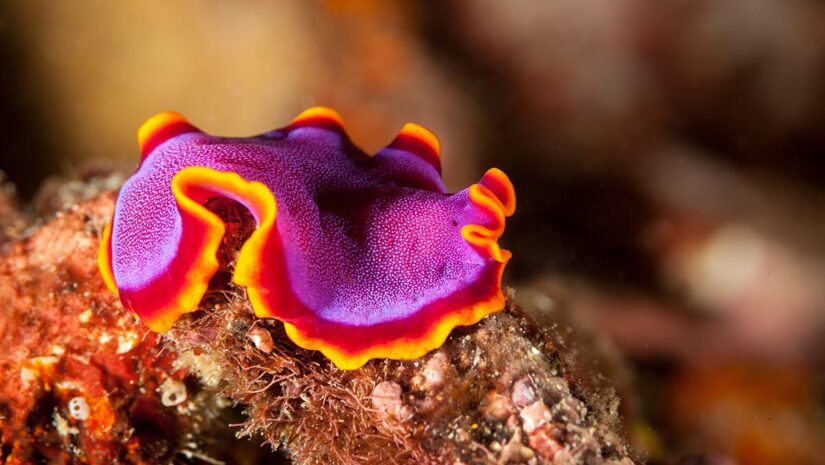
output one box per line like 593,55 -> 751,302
0,185 -> 276,465
0,183 -> 635,465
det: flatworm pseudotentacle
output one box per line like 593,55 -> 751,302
99,107 -> 516,369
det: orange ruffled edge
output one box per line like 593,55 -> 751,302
274,167 -> 515,369
100,166 -> 274,333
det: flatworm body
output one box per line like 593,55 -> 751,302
99,107 -> 515,369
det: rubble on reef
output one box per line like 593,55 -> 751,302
0,179 -> 636,465
0,182 -> 278,465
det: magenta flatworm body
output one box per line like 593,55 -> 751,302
99,107 -> 515,369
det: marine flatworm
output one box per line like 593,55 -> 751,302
99,107 -> 515,369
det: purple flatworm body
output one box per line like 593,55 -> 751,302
99,107 -> 515,369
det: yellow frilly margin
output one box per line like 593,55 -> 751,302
280,168 -> 515,370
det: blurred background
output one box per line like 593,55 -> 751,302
0,1 -> 823,464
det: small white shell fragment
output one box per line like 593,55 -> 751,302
511,377 -> 536,407
53,412 -> 79,436
247,326 -> 274,354
371,381 -> 412,421
159,377 -> 188,407
412,351 -> 450,391
520,400 -> 552,434
116,332 -> 139,354
68,397 -> 90,421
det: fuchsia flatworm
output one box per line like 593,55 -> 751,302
99,107 -> 515,369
